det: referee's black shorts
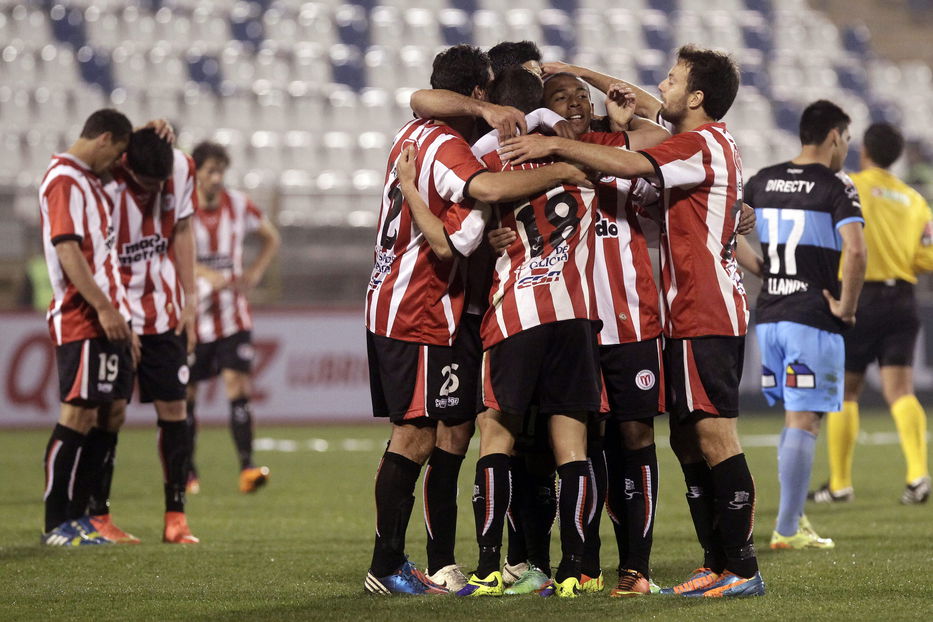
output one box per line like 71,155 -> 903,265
845,280 -> 919,372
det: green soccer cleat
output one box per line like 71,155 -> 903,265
580,571 -> 604,593
504,565 -> 549,595
537,576 -> 581,598
502,561 -> 528,586
456,571 -> 504,597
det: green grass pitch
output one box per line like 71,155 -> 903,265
2,412 -> 932,621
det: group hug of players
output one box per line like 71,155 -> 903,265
39,111 -> 279,545
363,39 -> 933,599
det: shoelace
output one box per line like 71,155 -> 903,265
674,569 -> 716,593
615,571 -> 643,591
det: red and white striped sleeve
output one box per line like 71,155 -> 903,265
45,177 -> 86,243
431,137 -> 486,204
638,132 -> 708,190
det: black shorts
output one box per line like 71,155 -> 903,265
367,321 -> 481,423
56,337 -> 134,406
664,335 -> 744,421
482,319 -> 602,416
600,336 -> 665,421
845,281 -> 919,372
137,331 -> 188,403
190,330 -> 253,382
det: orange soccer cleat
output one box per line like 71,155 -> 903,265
89,514 -> 141,544
163,511 -> 199,544
239,466 -> 270,493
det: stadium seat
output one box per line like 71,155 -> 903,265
398,45 -> 432,89
472,10 -> 507,48
504,10 -> 542,45
334,4 -> 369,49
230,1 -> 266,49
540,10 -> 576,51
438,9 -> 473,46
257,88 -> 289,131
1,44 -> 39,89
0,132 -> 21,183
326,86 -> 363,133
0,85 -> 31,132
640,10 -> 672,52
31,86 -> 72,132
360,87 -> 401,134
220,89 -> 256,131
263,7 -> 300,48
330,43 -> 366,92
149,44 -> 191,90
369,6 -> 404,48
635,48 -> 668,88
295,2 -> 338,48
282,129 -> 320,170
293,42 -> 332,85
250,130 -> 284,173
255,44 -> 291,89
358,131 -> 389,172
191,6 -> 235,49
288,86 -> 327,132
187,52 -> 224,91
404,8 -> 443,49
843,24 -> 872,57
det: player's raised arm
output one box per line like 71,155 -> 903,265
396,146 -> 454,261
467,162 -> 592,204
498,135 -> 655,179
410,89 -> 527,139
54,240 -> 131,343
543,61 -> 662,121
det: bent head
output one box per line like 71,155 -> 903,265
79,108 -> 132,174
488,40 -> 543,78
125,128 -> 173,194
487,66 -> 544,115
430,44 -> 493,101
544,73 -> 593,137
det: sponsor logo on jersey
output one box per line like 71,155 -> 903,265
785,362 -> 815,389
162,194 -> 177,212
119,233 -> 169,265
765,179 -> 816,193
594,213 -> 620,238
766,277 -> 809,295
178,364 -> 190,385
237,342 -> 255,362
196,254 -> 235,271
515,244 -> 568,289
635,369 -> 656,391
97,382 -> 113,393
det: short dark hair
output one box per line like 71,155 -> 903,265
799,100 -> 851,146
80,108 -> 132,142
430,44 -> 491,97
192,141 -> 231,169
126,128 -> 174,179
863,122 -> 904,168
676,45 -> 739,121
488,40 -> 542,78
488,67 -> 543,114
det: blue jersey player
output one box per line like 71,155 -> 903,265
738,100 -> 866,549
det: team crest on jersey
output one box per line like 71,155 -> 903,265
237,343 -> 255,362
761,366 -> 777,388
162,194 -> 176,212
785,362 -> 815,389
635,369 -> 655,391
515,244 -> 568,289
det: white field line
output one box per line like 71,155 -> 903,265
254,431 -> 928,453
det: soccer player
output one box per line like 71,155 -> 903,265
364,44 -> 588,596
488,40 -> 543,78
186,141 -> 280,494
499,45 -> 765,597
38,109 -> 136,545
73,127 -> 202,544
813,122 -> 933,505
741,100 -> 866,549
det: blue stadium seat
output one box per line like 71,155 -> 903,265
741,19 -> 772,52
743,0 -> 772,14
647,0 -> 678,15
641,11 -> 672,52
843,25 -> 871,57
188,54 -> 223,92
449,0 -> 480,14
230,3 -> 266,49
330,44 -> 366,92
836,65 -> 868,96
540,10 -> 576,51
551,0 -> 579,14
772,99 -> 801,134
335,4 -> 370,49
77,47 -> 116,94
48,5 -> 87,49
438,9 -> 473,46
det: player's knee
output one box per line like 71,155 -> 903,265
101,401 -> 126,432
620,419 -> 655,450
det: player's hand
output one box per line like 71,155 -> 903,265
176,299 -> 198,353
97,305 -> 132,342
823,289 -> 856,326
140,119 -> 176,144
737,202 -> 756,235
396,145 -> 417,188
482,104 -> 527,141
606,83 -> 636,130
542,61 -> 573,77
555,162 -> 594,189
488,227 -> 517,255
552,120 -> 577,140
202,267 -> 230,292
497,134 -> 555,165
130,332 -> 141,368
234,268 -> 262,295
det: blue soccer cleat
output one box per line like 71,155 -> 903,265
41,517 -> 113,547
364,559 -> 447,595
660,567 -> 720,596
701,571 -> 766,598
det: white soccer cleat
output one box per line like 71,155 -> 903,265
426,564 -> 468,592
501,561 -> 528,586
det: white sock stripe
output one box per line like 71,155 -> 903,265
575,475 -> 586,541
422,464 -> 434,540
481,467 -> 494,536
642,465 -> 654,538
67,446 -> 83,503
43,440 -> 63,501
585,459 -> 598,524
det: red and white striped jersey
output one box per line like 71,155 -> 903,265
639,122 -> 749,338
191,188 -> 262,343
593,176 -> 662,345
479,146 -> 599,349
39,154 -> 130,345
365,118 -> 486,346
106,149 -> 197,335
